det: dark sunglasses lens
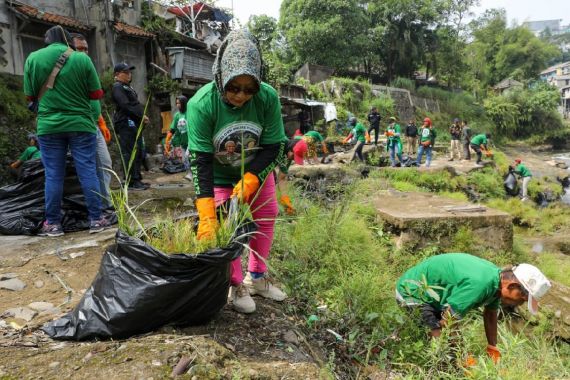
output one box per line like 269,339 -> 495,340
226,85 -> 257,95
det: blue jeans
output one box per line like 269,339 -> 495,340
39,132 -> 102,224
95,129 -> 113,209
416,144 -> 432,167
389,143 -> 403,166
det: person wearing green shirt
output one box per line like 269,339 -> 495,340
470,133 -> 492,165
187,30 -> 287,314
343,117 -> 369,162
303,130 -> 327,164
512,158 -> 532,201
9,133 -> 41,178
385,116 -> 403,167
24,26 -> 108,237
165,95 -> 190,176
415,117 -> 437,167
396,253 -> 551,364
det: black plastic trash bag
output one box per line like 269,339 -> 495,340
161,158 -> 186,174
0,158 -> 116,235
503,171 -> 519,196
42,224 -> 254,340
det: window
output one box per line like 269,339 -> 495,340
20,35 -> 44,62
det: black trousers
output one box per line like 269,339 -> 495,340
471,143 -> 482,163
368,125 -> 379,144
117,126 -> 143,183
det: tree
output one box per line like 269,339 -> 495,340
279,0 -> 369,71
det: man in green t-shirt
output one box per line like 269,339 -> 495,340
511,158 -> 532,201
24,26 -> 109,236
396,253 -> 551,363
470,133 -> 492,165
343,117 -> 369,162
385,116 -> 403,167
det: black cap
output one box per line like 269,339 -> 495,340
113,62 -> 135,73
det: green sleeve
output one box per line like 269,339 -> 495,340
18,147 -> 34,161
260,84 -> 286,145
83,55 -> 101,92
23,57 -> 34,97
187,101 -> 214,153
170,112 -> 180,134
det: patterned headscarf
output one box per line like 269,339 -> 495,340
212,30 -> 262,93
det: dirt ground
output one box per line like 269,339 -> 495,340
0,170 -> 326,379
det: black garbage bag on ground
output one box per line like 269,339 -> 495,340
0,158 -> 117,235
503,171 -> 519,196
161,158 -> 186,174
42,223 -> 254,340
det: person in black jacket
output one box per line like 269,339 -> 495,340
404,119 -> 418,156
367,107 -> 381,145
111,63 -> 149,190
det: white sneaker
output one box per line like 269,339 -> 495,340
229,284 -> 256,314
244,273 -> 287,301
184,173 -> 193,182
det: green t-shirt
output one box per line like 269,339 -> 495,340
18,146 -> 41,161
90,100 -> 101,126
471,134 -> 487,146
515,163 -> 532,177
24,43 -> 101,136
170,112 -> 189,149
419,126 -> 436,144
396,253 -> 501,317
352,123 -> 367,143
387,123 -> 401,143
304,130 -> 324,142
187,81 -> 286,185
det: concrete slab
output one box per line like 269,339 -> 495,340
371,191 -> 513,250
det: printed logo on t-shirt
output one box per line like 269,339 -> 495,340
421,128 -> 430,138
213,121 -> 262,167
177,117 -> 187,134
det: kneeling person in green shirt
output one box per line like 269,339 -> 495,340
396,253 -> 551,363
11,133 -> 41,167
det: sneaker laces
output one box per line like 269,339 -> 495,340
235,284 -> 250,298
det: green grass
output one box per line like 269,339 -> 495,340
271,195 -> 570,379
535,252 -> 570,287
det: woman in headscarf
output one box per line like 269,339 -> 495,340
165,95 -> 189,168
187,30 -> 287,314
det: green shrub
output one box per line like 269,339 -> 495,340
390,77 -> 415,92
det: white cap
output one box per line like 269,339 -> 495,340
513,264 -> 551,315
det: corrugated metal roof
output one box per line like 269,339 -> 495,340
9,1 -> 91,31
113,22 -> 154,39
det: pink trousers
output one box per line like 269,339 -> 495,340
214,172 -> 278,286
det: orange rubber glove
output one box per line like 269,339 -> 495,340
280,194 -> 295,215
486,345 -> 501,364
98,115 -> 111,143
365,132 -> 371,143
231,172 -> 260,204
165,132 -> 173,155
485,149 -> 493,157
10,162 -> 19,169
342,134 -> 353,144
321,143 -> 329,155
385,130 -> 394,137
463,354 -> 478,368
195,197 -> 218,241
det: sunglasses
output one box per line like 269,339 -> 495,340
225,84 -> 258,96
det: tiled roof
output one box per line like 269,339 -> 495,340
9,2 -> 91,32
113,22 -> 154,39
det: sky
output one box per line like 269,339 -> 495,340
214,0 -> 570,28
